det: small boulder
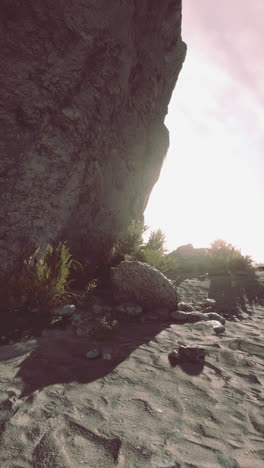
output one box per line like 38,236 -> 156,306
115,303 -> 143,317
177,302 -> 195,312
55,304 -> 76,317
208,320 -> 225,335
202,312 -> 225,325
206,298 -> 216,306
170,310 -> 204,323
111,261 -> 178,311
169,345 -> 206,363
92,304 -> 113,315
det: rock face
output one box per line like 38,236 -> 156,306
111,261 -> 178,311
0,0 -> 186,274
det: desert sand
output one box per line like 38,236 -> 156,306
0,278 -> 263,468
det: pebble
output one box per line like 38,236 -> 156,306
55,304 -> 76,317
170,310 -> 204,323
85,349 -> 101,359
206,298 -> 216,306
102,352 -> 112,360
207,320 -> 225,335
202,312 -> 225,325
92,304 -> 112,314
115,303 -> 143,317
177,302 -> 195,312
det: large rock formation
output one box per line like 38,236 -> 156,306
0,0 -> 186,273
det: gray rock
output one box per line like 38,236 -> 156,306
177,345 -> 206,363
177,302 -> 195,312
102,352 -> 112,360
208,320 -> 225,335
55,304 -> 76,317
92,304 -> 113,315
85,349 -> 101,359
115,303 -> 143,317
170,310 -> 204,323
111,261 -> 178,311
0,1 -> 186,275
202,312 -> 225,325
206,298 -> 216,306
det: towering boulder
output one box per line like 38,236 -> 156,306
0,0 -> 186,273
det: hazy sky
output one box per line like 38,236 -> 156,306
144,0 -> 264,263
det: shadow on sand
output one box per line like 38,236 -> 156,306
208,271 -> 264,317
0,316 -> 188,397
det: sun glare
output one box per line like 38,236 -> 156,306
144,31 -> 264,263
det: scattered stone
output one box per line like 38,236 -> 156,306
206,298 -> 216,306
194,305 -> 202,311
208,320 -> 225,335
170,310 -> 204,323
202,312 -> 225,325
111,261 -> 178,311
55,304 -> 76,317
71,313 -> 82,327
201,306 -> 215,313
92,304 -> 112,315
177,302 -> 195,312
115,303 -> 143,317
0,336 -> 8,345
169,345 -> 206,363
168,350 -> 179,361
85,349 -> 101,359
102,352 -> 112,360
178,345 -> 206,363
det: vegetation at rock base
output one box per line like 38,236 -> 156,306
0,224 -> 264,341
0,242 -> 95,340
90,315 -> 118,341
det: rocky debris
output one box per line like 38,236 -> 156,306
205,298 -> 216,306
0,336 -> 9,345
170,310 -> 204,323
92,304 -> 113,315
0,0 -> 186,275
54,304 -> 76,317
170,309 -> 226,334
208,320 -> 225,335
111,261 -> 178,311
169,345 -> 206,364
115,303 -> 143,318
85,349 -> 101,359
177,302 -> 196,312
202,312 -> 225,325
201,306 -> 215,313
102,352 -> 112,361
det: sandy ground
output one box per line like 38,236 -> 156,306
0,279 -> 263,468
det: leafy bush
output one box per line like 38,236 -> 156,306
144,229 -> 166,253
0,241 -> 83,337
208,239 -> 253,274
111,219 -> 148,262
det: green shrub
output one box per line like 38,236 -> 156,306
111,219 -> 148,261
91,315 -> 118,341
142,248 -> 177,277
144,229 -> 166,253
0,241 -> 82,337
208,239 -> 253,274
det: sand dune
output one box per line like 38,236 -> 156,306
0,279 -> 263,467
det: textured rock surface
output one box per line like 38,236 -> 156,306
0,0 -> 186,273
111,261 -> 178,310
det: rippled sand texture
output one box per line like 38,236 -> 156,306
0,279 -> 263,468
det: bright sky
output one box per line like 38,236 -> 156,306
144,0 -> 264,263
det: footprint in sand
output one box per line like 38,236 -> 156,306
32,414 -> 122,468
